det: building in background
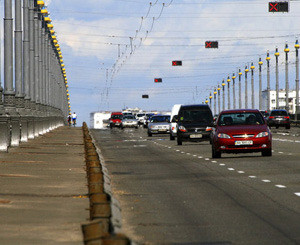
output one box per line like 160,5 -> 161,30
262,90 -> 300,114
90,112 -> 111,129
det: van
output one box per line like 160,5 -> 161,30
169,104 -> 181,140
175,104 -> 213,145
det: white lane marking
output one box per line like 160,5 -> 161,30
295,193 -> 300,197
288,153 -> 292,156
249,176 -> 257,178
278,152 -> 284,154
219,163 -> 226,166
228,168 -> 235,171
176,150 -> 180,152
262,179 -> 271,183
272,150 -> 274,152
181,152 -> 185,154
205,158 -> 210,161
237,171 -> 245,174
198,156 -> 203,159
133,145 -> 147,148
193,155 -> 197,157
211,161 -> 217,163
168,147 -> 172,149
275,185 -> 286,188
186,153 -> 191,155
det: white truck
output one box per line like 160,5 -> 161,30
169,104 -> 182,140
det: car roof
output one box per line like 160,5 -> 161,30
180,104 -> 209,108
270,109 -> 287,111
220,109 -> 260,114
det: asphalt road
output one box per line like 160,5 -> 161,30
91,127 -> 300,245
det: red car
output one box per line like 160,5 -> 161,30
109,112 -> 123,128
211,109 -> 272,158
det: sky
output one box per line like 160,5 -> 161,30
2,0 -> 300,125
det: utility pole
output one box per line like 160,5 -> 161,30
258,58 -> 263,110
232,73 -> 236,109
295,40 -> 299,120
209,93 -> 212,108
250,62 -> 255,109
213,89 -> 217,115
266,51 -> 271,111
238,69 -> 242,108
275,47 -> 280,109
217,85 -> 221,114
222,80 -> 226,111
245,66 -> 249,108
284,42 -> 290,112
227,76 -> 231,109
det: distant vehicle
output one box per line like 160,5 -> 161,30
211,109 -> 272,158
109,112 -> 123,128
267,109 -> 290,129
143,113 -> 155,128
175,104 -> 213,145
169,104 -> 181,140
147,115 -> 171,137
121,115 -> 138,129
136,113 -> 146,125
259,110 -> 269,119
122,112 -> 133,117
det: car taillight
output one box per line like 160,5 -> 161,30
172,127 -> 175,130
284,116 -> 289,119
206,127 -> 212,132
269,116 -> 274,119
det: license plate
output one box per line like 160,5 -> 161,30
190,134 -> 202,139
159,129 -> 166,131
235,140 -> 253,146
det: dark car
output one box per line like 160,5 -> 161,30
259,110 -> 269,119
267,109 -> 290,129
176,104 -> 213,145
211,109 -> 272,158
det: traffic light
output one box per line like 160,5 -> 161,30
205,41 -> 218,49
269,2 -> 289,12
154,78 -> 162,83
142,95 -> 149,99
172,60 -> 182,66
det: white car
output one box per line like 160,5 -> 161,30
136,113 -> 146,125
169,104 -> 181,140
121,115 -> 138,129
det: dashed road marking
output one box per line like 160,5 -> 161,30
249,176 -> 257,178
186,153 -> 191,155
205,158 -> 210,161
211,161 -> 217,163
219,163 -> 226,166
228,168 -> 235,171
295,193 -> 300,197
176,150 -> 180,152
198,156 -> 203,159
237,171 -> 245,174
193,155 -> 197,157
275,185 -> 286,188
278,152 -> 284,154
181,152 -> 185,154
168,147 -> 172,149
262,179 -> 271,183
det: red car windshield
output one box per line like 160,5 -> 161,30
111,115 -> 122,120
218,112 -> 265,126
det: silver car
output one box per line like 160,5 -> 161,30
121,115 -> 138,129
147,115 -> 170,137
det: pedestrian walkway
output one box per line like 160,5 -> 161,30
0,126 -> 88,245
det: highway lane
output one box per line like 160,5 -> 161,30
91,127 -> 300,245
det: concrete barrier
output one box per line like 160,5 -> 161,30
0,116 -> 10,152
10,116 -> 21,147
20,117 -> 28,142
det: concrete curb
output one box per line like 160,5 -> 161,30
81,122 -> 131,245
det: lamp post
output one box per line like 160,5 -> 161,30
250,62 -> 255,109
275,47 -> 280,109
209,93 -> 212,108
217,85 -> 221,114
284,42 -> 290,112
232,73 -> 236,109
213,90 -> 217,115
295,40 -> 299,120
227,76 -> 231,109
222,80 -> 226,111
258,58 -> 263,110
238,69 -> 242,108
266,50 -> 271,111
245,66 -> 249,108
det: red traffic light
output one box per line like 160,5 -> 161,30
154,78 -> 162,83
269,2 -> 289,12
172,60 -> 182,66
205,41 -> 218,49
142,95 -> 149,99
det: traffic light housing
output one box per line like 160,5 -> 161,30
172,60 -> 182,66
269,2 -> 289,12
154,78 -> 162,83
205,41 -> 218,49
142,95 -> 149,99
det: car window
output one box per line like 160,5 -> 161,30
179,109 -> 212,123
151,116 -> 170,123
218,112 -> 264,126
111,115 -> 122,119
270,110 -> 288,116
124,115 -> 135,119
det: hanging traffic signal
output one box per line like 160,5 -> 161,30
142,95 -> 149,99
154,78 -> 162,83
205,41 -> 218,49
269,2 -> 289,12
172,60 -> 182,66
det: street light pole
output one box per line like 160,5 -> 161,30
217,85 -> 221,114
266,51 -> 271,111
232,73 -> 236,109
213,89 -> 217,115
227,76 -> 231,109
258,58 -> 263,110
275,47 -> 280,109
222,80 -> 226,111
295,40 -> 299,120
238,69 -> 242,109
284,42 -> 290,112
245,66 -> 249,108
250,62 -> 255,109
